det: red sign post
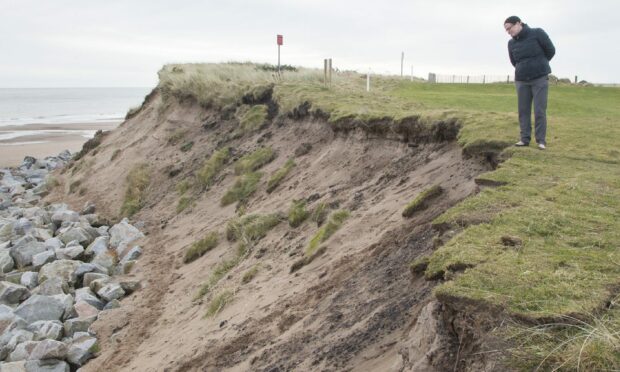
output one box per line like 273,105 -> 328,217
276,34 -> 283,74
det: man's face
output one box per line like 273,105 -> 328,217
504,22 -> 523,37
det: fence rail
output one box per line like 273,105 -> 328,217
428,73 -> 512,84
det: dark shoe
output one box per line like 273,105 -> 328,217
515,141 -> 529,147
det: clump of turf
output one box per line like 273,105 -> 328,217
205,290 -> 234,318
221,172 -> 262,206
197,147 -> 230,189
306,210 -> 350,256
184,232 -> 219,263
310,202 -> 329,227
402,185 -> 443,217
288,200 -> 309,228
241,265 -> 260,284
120,164 -> 150,217
236,104 -> 268,134
226,213 -> 282,244
234,147 -> 276,175
267,159 -> 295,193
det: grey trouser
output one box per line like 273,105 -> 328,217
515,75 -> 549,145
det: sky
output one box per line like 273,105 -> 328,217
1,0 -> 619,87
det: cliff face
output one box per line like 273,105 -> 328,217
48,83 -> 496,371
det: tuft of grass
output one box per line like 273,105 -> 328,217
197,147 -> 230,189
220,172 -> 262,206
111,149 -> 122,161
310,202 -> 329,227
234,147 -> 276,175
226,213 -> 282,244
205,290 -> 234,318
266,159 -> 295,193
236,104 -> 268,134
176,179 -> 191,195
402,185 -> 443,217
184,232 -> 219,263
306,210 -> 350,257
241,265 -> 259,284
195,244 -> 247,299
288,199 -> 309,228
167,129 -> 187,145
176,196 -> 193,213
120,164 -> 150,217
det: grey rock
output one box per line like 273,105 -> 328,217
31,278 -> 68,296
74,263 -> 107,278
14,295 -> 66,324
113,260 -> 136,275
97,283 -> 125,302
0,304 -> 13,314
0,313 -> 27,334
53,246 -> 84,261
4,272 -> 23,285
50,294 -> 74,321
25,359 -> 70,372
63,317 -> 95,338
119,280 -> 140,295
66,334 -> 97,366
0,282 -> 30,304
84,236 -> 108,258
0,361 -> 27,371
9,236 -> 46,268
2,329 -> 34,351
38,260 -> 81,286
20,272 -> 39,289
50,211 -> 79,228
29,339 -> 67,360
31,228 -> 53,242
26,321 -> 63,341
82,273 -> 109,290
56,227 -> 93,247
43,238 -> 63,251
96,226 -> 109,237
120,245 -> 142,263
74,288 -> 104,310
7,341 -> 37,362
109,218 -> 144,249
31,251 -> 56,270
73,301 -> 99,319
13,218 -> 34,236
102,299 -> 120,310
80,202 -> 95,215
88,277 -> 111,294
0,249 -> 15,273
89,251 -> 115,273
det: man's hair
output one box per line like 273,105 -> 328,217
504,16 -> 521,25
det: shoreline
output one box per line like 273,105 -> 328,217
0,121 -> 120,168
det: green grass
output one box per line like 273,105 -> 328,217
195,244 -> 247,299
197,147 -> 230,189
120,164 -> 150,217
241,265 -> 259,284
226,213 -> 282,244
310,202 -> 328,227
402,185 -> 443,217
205,290 -> 234,317
234,147 -> 276,175
267,159 -> 295,193
306,210 -> 350,256
167,129 -> 187,145
220,172 -> 263,206
236,104 -> 268,134
158,63 -> 620,367
176,179 -> 191,195
180,141 -> 194,152
184,232 -> 219,263
288,199 -> 309,228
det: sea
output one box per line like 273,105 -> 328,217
0,87 -> 151,145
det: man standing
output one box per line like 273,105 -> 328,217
505,16 -> 555,150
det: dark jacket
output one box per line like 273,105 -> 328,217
508,24 -> 555,81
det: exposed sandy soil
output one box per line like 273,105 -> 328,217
46,92 -> 493,371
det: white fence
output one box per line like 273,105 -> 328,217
428,73 -> 512,84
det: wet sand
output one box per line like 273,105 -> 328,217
0,122 -> 119,167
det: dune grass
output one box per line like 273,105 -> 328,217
226,213 -> 282,244
306,210 -> 350,257
288,199 -> 309,228
197,147 -> 230,189
220,172 -> 263,206
120,164 -> 150,217
205,290 -> 234,318
236,104 -> 268,134
241,265 -> 260,284
267,159 -> 295,193
184,232 -> 219,264
234,147 -> 276,175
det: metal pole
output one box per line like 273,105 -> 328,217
323,59 -> 327,87
367,69 -> 370,92
328,58 -> 332,87
278,45 -> 280,74
400,52 -> 404,77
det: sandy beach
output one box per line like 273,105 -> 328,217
0,122 -> 119,168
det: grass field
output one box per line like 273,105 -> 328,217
158,64 -> 620,370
